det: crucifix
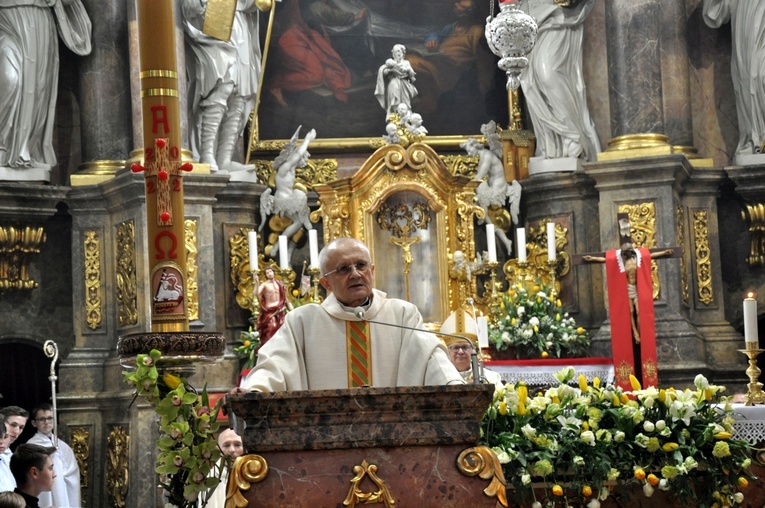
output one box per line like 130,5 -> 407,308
573,213 -> 681,390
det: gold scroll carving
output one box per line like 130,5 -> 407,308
227,454 -> 269,508
248,158 -> 338,189
184,219 -> 200,321
84,230 -> 102,330
0,225 -> 45,290
742,203 -> 765,266
456,445 -> 509,507
229,228 -> 257,312
106,426 -> 129,508
343,460 -> 396,508
504,220 -> 569,292
70,427 -> 90,506
693,210 -> 714,305
677,206 -> 689,305
116,221 -> 138,327
618,203 -> 660,299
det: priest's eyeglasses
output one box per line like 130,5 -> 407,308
323,261 -> 369,277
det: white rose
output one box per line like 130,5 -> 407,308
581,430 -> 595,446
733,492 -> 744,503
614,431 -> 625,443
643,421 -> 655,432
587,500 -> 601,508
658,479 -> 670,491
522,474 -> 531,485
655,419 -> 666,431
532,502 -> 542,508
643,483 -> 654,497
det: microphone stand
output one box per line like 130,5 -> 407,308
353,308 -> 482,384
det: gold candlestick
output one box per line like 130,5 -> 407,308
250,269 -> 261,321
308,266 -> 323,303
738,344 -> 765,406
485,261 -> 502,322
515,260 -> 529,288
545,258 -> 558,299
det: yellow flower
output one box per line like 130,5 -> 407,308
508,290 -> 515,298
533,325 -> 539,333
738,477 -> 749,489
634,468 -> 646,480
499,401 -> 508,415
582,485 -> 592,497
658,389 -> 667,403
517,401 -> 527,416
582,421 -> 590,430
620,394 -> 630,404
292,289 -> 299,297
556,313 -> 561,321
541,351 -> 549,358
536,297 -> 542,304
556,299 -> 562,307
576,327 -> 585,334
662,442 -> 679,452
517,384 -> 528,404
162,373 -> 182,390
714,432 -> 732,440
705,388 -> 713,401
647,474 -> 659,486
593,377 -> 601,388
552,485 -> 563,496
629,374 -> 642,391
243,340 -> 251,348
533,285 -> 540,292
613,394 -> 621,407
578,374 -> 588,393
511,318 -> 517,326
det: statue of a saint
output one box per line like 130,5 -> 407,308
462,122 -> 522,255
374,44 -> 418,117
703,0 -> 765,157
520,0 -> 600,161
259,126 -> 316,261
0,0 -> 91,180
181,0 -> 264,172
255,266 -> 293,346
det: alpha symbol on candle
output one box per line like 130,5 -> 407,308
151,105 -> 170,134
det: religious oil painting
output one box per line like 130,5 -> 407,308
258,0 -> 510,141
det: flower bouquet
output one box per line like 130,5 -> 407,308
481,368 -> 755,507
490,283 -> 590,359
123,349 -> 225,508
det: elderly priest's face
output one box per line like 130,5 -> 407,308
320,240 -> 375,307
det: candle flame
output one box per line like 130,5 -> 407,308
747,291 -> 756,299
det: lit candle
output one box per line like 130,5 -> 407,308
247,231 -> 258,271
477,316 -> 489,349
517,227 -> 526,262
547,222 -> 556,261
744,292 -> 758,346
278,235 -> 289,269
308,229 -> 320,269
486,224 -> 497,263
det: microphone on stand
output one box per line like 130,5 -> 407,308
353,307 -> 482,384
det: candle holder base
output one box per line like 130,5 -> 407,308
738,348 -> 765,406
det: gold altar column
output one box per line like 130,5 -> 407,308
134,0 -> 193,332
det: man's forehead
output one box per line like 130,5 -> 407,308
7,416 -> 27,425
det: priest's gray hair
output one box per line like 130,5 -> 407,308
319,238 -> 371,276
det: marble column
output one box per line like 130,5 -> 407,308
72,0 -> 133,185
660,0 -> 694,148
605,0 -> 664,138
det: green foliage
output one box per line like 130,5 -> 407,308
234,326 -> 260,372
123,350 -> 225,507
490,283 -> 590,359
481,370 -> 755,507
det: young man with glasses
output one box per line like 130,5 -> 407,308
26,403 -> 80,508
239,237 -> 463,391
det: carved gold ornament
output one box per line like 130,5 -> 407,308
742,203 -> 765,266
116,221 -> 138,327
0,224 -> 45,290
677,206 -> 689,305
70,427 -> 90,506
693,210 -> 713,305
106,426 -> 129,508
343,460 -> 396,507
618,203 -> 661,299
84,230 -> 102,330
456,446 -> 508,507
184,219 -> 200,321
227,454 -> 269,508
248,158 -> 338,189
229,228 -> 257,312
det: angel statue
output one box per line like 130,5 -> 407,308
461,121 -> 522,255
259,126 -> 316,261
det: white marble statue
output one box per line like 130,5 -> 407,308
374,44 -> 418,117
0,0 -> 91,181
405,113 -> 428,135
182,0 -> 262,173
462,121 -> 522,255
703,0 -> 765,158
520,0 -> 600,161
259,126 -> 316,260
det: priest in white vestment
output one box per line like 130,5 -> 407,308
27,404 -> 81,508
240,238 -> 463,391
